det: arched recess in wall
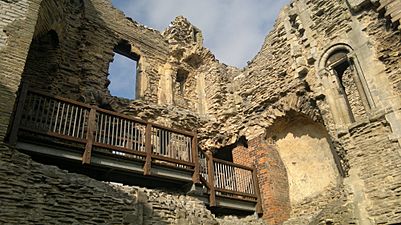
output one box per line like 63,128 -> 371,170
21,29 -> 60,92
318,44 -> 375,127
265,111 -> 342,206
173,68 -> 189,108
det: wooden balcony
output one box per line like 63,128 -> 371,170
8,84 -> 262,214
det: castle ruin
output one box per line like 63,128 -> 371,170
1,0 -> 401,224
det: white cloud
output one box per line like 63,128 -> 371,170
111,0 -> 290,67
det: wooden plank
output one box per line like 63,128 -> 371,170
82,107 -> 96,164
92,142 -> 147,157
19,127 -> 87,144
150,122 -> 195,137
151,160 -> 194,172
9,83 -> 29,146
143,124 -> 152,175
191,134 -> 200,183
252,167 -> 263,215
29,88 -> 194,138
206,150 -> 216,207
212,158 -> 254,171
28,89 -> 91,109
151,154 -> 195,167
96,107 -> 147,125
214,188 -> 257,199
214,192 -> 258,203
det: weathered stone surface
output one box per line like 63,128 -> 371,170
1,0 -> 401,224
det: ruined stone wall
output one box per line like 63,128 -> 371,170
0,0 -> 41,141
2,0 -> 401,224
21,0 -> 84,99
19,0 -> 170,104
0,143 -> 270,225
0,143 -> 218,225
197,0 -> 401,223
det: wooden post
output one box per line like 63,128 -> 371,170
252,166 -> 263,215
206,150 -> 216,207
82,107 -> 96,164
143,123 -> 152,175
9,83 -> 29,146
191,133 -> 200,184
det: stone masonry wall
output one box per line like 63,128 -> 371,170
0,142 -> 269,225
2,0 -> 401,224
0,0 -> 41,141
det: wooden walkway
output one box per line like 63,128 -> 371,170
9,85 -> 262,214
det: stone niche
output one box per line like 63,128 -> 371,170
266,113 -> 341,206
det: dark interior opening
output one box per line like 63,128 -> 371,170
176,68 -> 189,95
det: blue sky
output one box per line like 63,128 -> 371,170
108,0 -> 290,98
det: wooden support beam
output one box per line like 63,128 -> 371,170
144,124 -> 152,175
191,133 -> 200,184
82,107 -> 96,164
9,83 -> 29,146
206,150 -> 216,207
252,167 -> 263,215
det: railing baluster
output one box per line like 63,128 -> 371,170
106,115 -> 110,145
40,97 -> 47,129
53,102 -> 60,133
123,119 -> 126,148
62,104 -> 69,135
58,103 -> 65,134
46,99 -> 54,131
77,108 -> 83,139
81,110 -> 87,139
67,105 -> 74,136
72,106 -> 78,138
133,122 -> 136,151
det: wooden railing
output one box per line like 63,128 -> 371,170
9,86 -> 199,182
9,85 -> 261,212
199,150 -> 262,213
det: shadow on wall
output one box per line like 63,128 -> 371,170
0,82 -> 16,142
265,111 -> 342,206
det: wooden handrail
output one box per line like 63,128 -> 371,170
27,89 -> 92,110
28,88 -> 196,138
13,88 -> 198,170
199,149 -> 260,208
212,158 -> 254,171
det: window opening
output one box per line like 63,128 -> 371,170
175,68 -> 188,96
108,41 -> 139,100
324,48 -> 369,124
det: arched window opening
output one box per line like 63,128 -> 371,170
108,40 -> 140,100
21,29 -> 60,94
319,44 -> 374,126
175,68 -> 188,96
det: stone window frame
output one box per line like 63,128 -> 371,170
109,40 -> 141,100
318,43 -> 375,127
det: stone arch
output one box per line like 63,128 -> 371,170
20,0 -> 85,98
318,44 -> 374,127
21,29 -> 61,93
264,111 -> 342,206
